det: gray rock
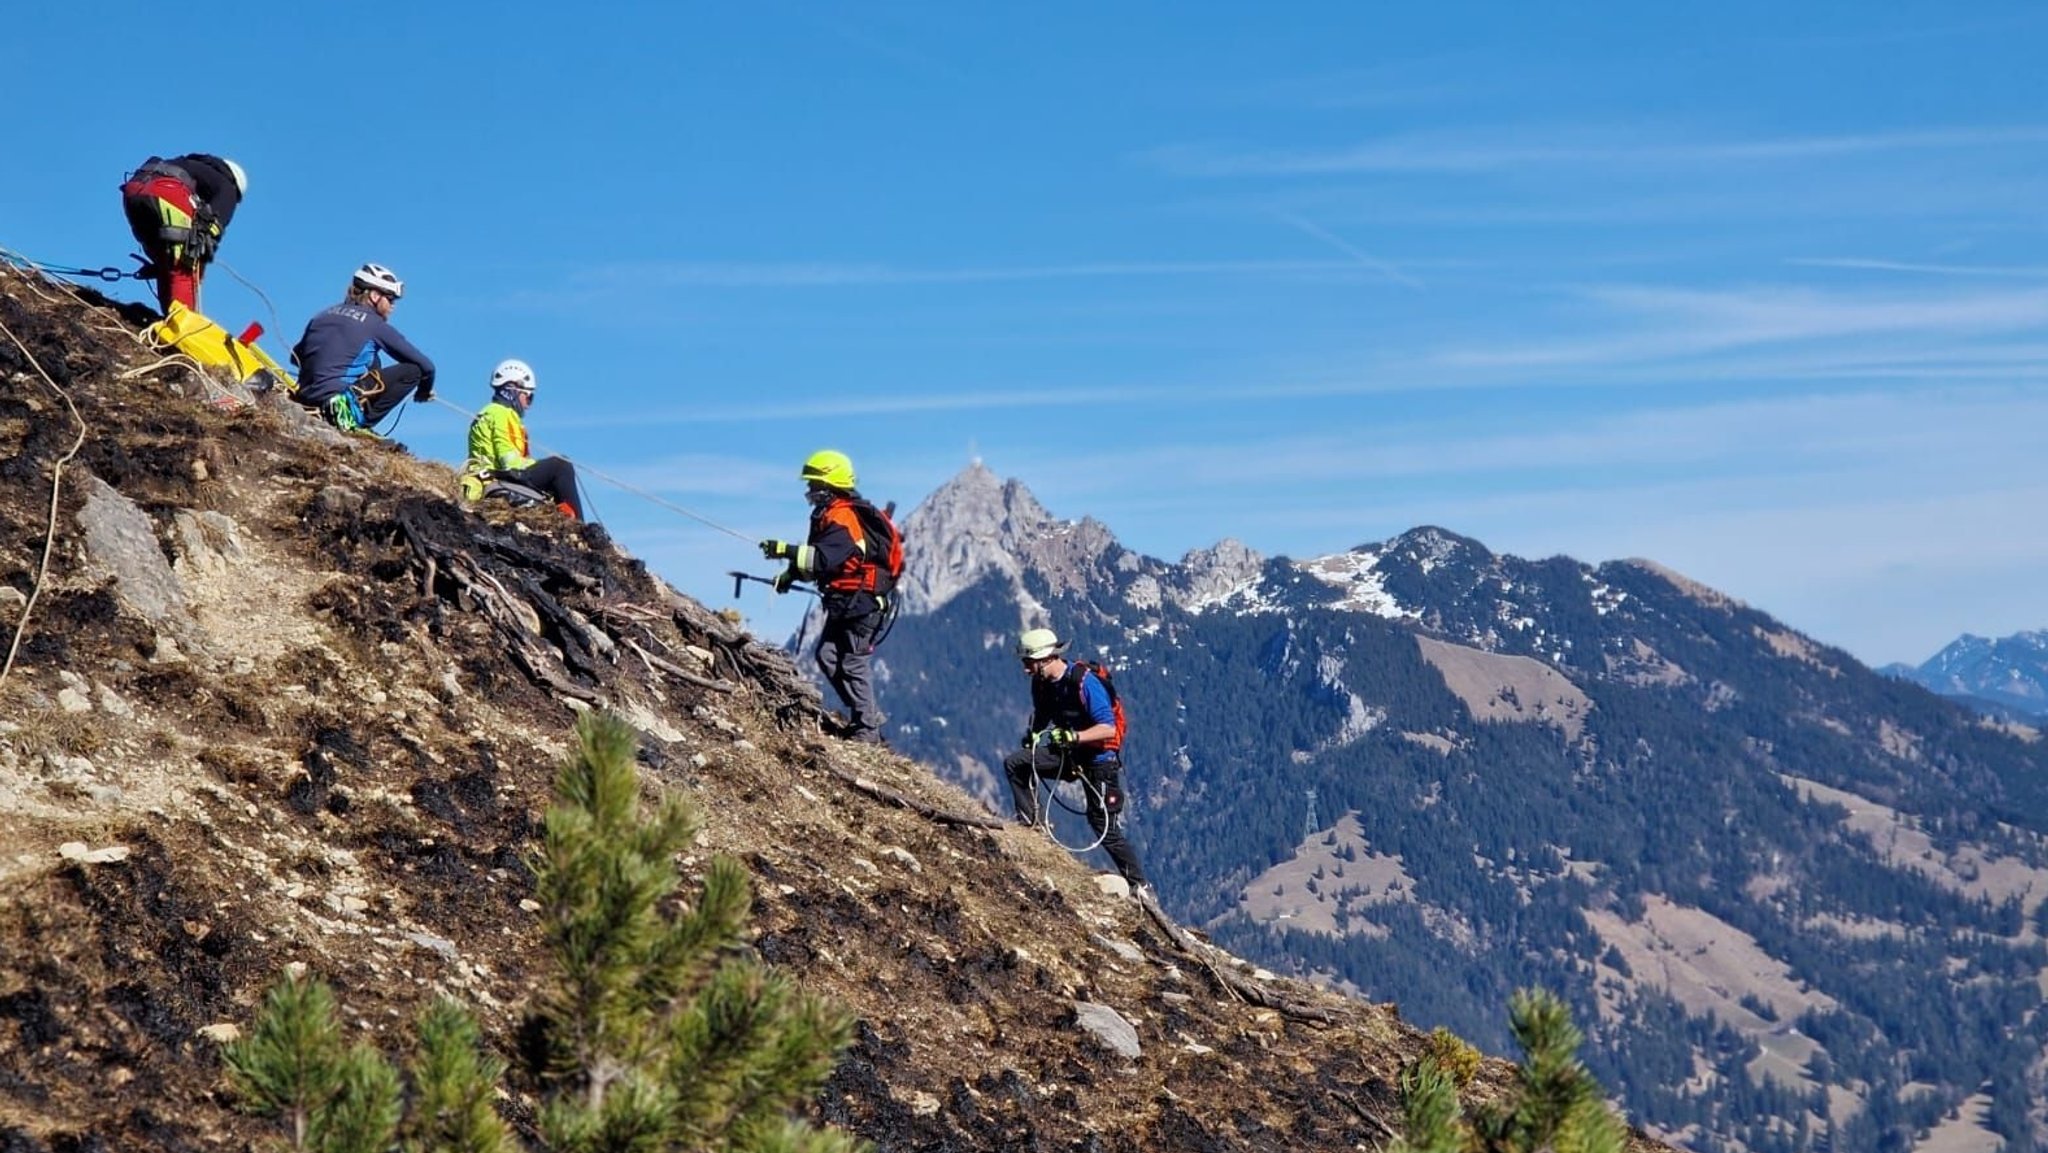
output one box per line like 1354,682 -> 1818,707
405,931 -> 460,959
1071,1001 -> 1141,1059
56,687 -> 92,713
1089,932 -> 1145,964
95,682 -> 135,719
171,509 -> 247,575
77,475 -> 201,647
313,486 -> 365,517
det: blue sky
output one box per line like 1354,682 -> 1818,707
8,1 -> 2048,665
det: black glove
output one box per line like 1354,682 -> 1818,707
186,220 -> 219,263
772,566 -> 798,594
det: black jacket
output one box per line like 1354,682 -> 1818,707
162,154 -> 242,229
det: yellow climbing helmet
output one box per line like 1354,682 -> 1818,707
800,449 -> 857,490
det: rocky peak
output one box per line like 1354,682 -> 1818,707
1168,538 -> 1267,611
895,461 -> 1060,615
900,467 -> 1271,621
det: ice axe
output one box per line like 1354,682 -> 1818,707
728,570 -> 818,599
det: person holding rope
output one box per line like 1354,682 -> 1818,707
290,263 -> 436,436
118,152 -> 247,314
759,450 -> 901,745
1003,627 -> 1150,896
461,358 -> 584,519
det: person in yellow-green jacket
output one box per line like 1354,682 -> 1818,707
461,359 -> 584,519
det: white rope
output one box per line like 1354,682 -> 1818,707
424,395 -> 756,542
0,309 -> 91,688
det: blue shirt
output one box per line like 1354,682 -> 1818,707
1029,664 -> 1120,766
290,301 -> 436,403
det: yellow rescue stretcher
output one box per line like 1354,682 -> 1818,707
148,302 -> 295,395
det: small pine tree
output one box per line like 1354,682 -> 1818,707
528,712 -> 865,1153
405,998 -> 515,1153
1391,989 -> 1626,1153
223,969 -> 404,1153
318,1045 -> 404,1153
225,712 -> 863,1153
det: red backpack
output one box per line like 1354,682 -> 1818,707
1064,661 -> 1127,752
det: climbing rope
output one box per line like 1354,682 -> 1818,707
0,246 -> 138,284
212,259 -> 282,339
1023,743 -> 1111,854
424,395 -> 755,542
0,310 -> 92,690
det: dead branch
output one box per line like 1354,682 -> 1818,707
1137,893 -> 1336,1023
816,760 -> 1006,830
624,637 -> 735,693
1334,1091 -> 1399,1142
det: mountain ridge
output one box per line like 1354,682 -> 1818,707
1887,628 -> 2048,722
876,463 -> 2048,1153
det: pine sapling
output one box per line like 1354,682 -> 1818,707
404,998 -> 515,1153
222,969 -> 407,1153
1394,988 -> 1627,1153
222,970 -> 349,1151
528,712 -> 864,1153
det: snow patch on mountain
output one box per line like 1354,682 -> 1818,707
1297,549 -> 1412,619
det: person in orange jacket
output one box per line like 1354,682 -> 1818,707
759,450 -> 898,743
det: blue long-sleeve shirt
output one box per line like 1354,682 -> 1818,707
1029,665 -> 1120,766
290,301 -> 436,403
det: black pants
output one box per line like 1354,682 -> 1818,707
357,362 -> 429,426
1003,747 -> 1146,886
501,457 -> 583,518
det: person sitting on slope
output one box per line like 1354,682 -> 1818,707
290,263 -> 436,436
461,358 -> 584,520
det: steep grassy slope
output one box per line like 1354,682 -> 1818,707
0,265 -> 1634,1152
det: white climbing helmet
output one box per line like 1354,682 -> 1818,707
1017,628 -> 1066,662
223,158 -> 248,196
351,262 -> 404,300
490,358 -> 537,395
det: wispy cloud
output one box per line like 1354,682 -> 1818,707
1273,211 -> 1423,289
1142,124 -> 2048,178
566,258 -> 1400,289
1787,257 -> 2048,280
1433,283 -> 2048,370
1032,386 -> 2048,495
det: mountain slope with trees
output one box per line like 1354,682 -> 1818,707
878,464 -> 2048,1153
